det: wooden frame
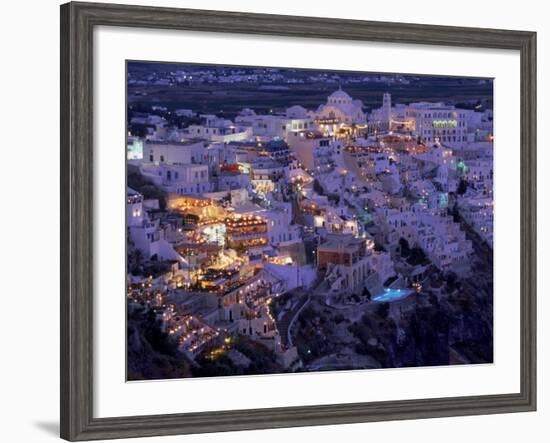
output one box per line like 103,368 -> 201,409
60,1 -> 537,440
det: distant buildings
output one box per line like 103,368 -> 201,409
369,93 -> 493,147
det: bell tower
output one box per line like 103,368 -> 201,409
382,92 -> 392,131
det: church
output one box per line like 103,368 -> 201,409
311,87 -> 367,125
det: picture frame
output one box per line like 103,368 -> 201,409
60,1 -> 537,441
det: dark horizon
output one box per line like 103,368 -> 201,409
127,61 -> 494,118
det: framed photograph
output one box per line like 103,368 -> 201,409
60,1 -> 536,441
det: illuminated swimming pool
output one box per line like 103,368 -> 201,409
372,288 -> 414,303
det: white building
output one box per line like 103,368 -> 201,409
287,130 -> 331,171
235,111 -> 313,140
311,88 -> 367,125
250,159 -> 287,182
405,102 -> 468,146
463,159 -> 493,191
127,136 -> 144,160
186,122 -> 252,143
421,143 -> 456,168
139,163 -> 210,195
144,139 -> 208,165
127,187 -> 186,264
458,195 -> 493,247
263,202 -> 300,246
319,234 -> 395,292
416,211 -> 472,272
286,105 -> 309,119
174,109 -> 195,118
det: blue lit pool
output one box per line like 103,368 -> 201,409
372,288 -> 414,303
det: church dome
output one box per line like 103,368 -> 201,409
286,105 -> 308,118
329,88 -> 352,101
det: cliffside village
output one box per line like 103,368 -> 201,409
127,79 -> 493,372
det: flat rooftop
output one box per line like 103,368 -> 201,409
319,233 -> 365,251
145,138 -> 207,146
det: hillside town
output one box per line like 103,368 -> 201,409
126,65 -> 494,379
